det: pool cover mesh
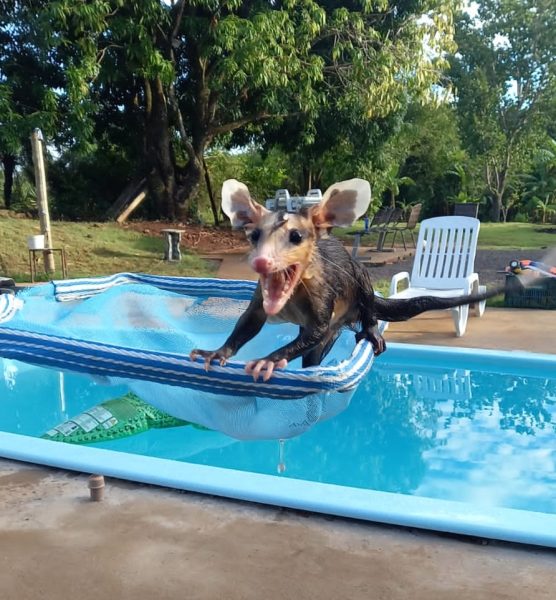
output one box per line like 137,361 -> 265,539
0,274 -> 378,403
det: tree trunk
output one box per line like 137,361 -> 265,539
302,166 -> 323,193
175,153 -> 203,221
490,192 -> 502,222
144,77 -> 177,220
144,79 -> 209,222
485,161 -> 503,222
202,156 -> 219,226
2,154 -> 15,209
302,167 -> 312,192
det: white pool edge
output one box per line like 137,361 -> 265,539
1,431 -> 556,548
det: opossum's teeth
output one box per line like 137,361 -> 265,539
261,264 -> 301,315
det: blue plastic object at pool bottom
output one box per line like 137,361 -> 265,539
0,273 -> 380,403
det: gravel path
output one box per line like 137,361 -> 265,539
366,249 -> 549,288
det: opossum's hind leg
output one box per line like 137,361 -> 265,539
356,298 -> 386,356
355,325 -> 386,356
302,328 -> 342,367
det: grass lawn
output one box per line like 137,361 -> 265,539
0,212 -> 214,282
334,221 -> 556,249
476,223 -> 556,249
1,210 -> 554,283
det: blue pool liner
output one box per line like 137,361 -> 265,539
1,343 -> 555,549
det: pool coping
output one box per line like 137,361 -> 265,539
1,343 -> 556,549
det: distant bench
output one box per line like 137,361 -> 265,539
161,229 -> 186,261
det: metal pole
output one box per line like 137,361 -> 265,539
30,128 -> 55,273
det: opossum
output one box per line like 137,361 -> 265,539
190,178 -> 501,381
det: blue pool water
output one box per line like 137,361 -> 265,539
1,345 -> 556,546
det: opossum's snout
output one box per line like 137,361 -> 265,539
252,256 -> 273,274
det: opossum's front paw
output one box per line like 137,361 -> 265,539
245,358 -> 288,382
189,348 -> 231,370
356,328 -> 386,356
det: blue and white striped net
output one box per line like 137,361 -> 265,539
0,274 -> 378,402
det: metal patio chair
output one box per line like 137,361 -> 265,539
382,203 -> 422,250
350,207 -> 396,259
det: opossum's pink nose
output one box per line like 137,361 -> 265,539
252,256 -> 274,274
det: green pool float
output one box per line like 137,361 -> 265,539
42,392 -> 204,444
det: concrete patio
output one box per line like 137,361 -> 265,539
1,250 -> 555,599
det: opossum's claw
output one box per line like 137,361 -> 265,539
245,358 -> 288,382
371,335 -> 386,356
189,348 -> 229,370
356,327 -> 386,356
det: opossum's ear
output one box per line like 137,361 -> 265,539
221,179 -> 268,228
310,178 -> 371,228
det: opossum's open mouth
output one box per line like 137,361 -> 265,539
261,264 -> 301,315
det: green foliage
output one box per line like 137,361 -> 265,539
381,163 -> 414,208
512,212 -> 528,223
239,148 -> 292,201
450,0 -> 556,220
385,102 -> 465,217
0,1 -> 96,154
532,197 -> 556,224
520,138 -> 556,223
4,0 -> 459,218
198,146 -> 292,220
1,0 -> 554,224
10,175 -> 37,214
48,143 -> 137,220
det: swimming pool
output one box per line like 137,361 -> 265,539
1,343 -> 555,548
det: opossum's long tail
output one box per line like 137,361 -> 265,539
374,286 -> 504,322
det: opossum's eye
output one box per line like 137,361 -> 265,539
249,228 -> 261,244
289,229 -> 303,245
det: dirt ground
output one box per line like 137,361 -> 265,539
121,221 -> 248,253
1,460 -> 556,600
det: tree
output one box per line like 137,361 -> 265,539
390,102 -> 463,217
0,1 -> 62,208
34,0 -> 458,220
521,138 -> 556,223
450,0 -> 556,221
249,0 -> 460,200
383,163 -> 414,208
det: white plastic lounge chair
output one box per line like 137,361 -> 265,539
387,216 -> 486,337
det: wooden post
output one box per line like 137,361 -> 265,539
30,129 -> 55,273
116,189 -> 147,224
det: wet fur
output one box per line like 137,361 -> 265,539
190,178 -> 501,377
192,225 -> 501,369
